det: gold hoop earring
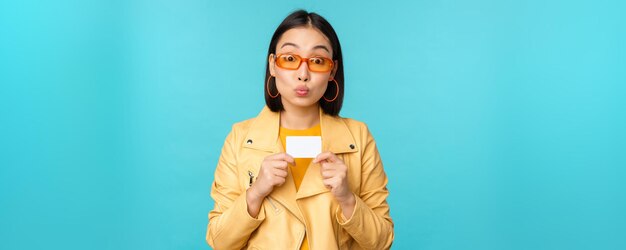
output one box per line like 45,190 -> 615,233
266,75 -> 279,98
323,79 -> 339,102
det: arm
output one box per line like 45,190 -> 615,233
206,128 -> 265,250
335,125 -> 394,250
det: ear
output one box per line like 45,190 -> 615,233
330,60 -> 339,80
268,54 -> 276,76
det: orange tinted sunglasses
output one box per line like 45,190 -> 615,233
274,54 -> 334,73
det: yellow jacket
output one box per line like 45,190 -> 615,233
206,106 -> 394,249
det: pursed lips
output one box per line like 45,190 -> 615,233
295,86 -> 309,96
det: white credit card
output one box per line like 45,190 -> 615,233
286,136 -> 322,158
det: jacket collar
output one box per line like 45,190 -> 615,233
243,106 -> 358,155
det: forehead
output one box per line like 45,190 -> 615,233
276,27 -> 333,55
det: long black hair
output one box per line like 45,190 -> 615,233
264,10 -> 344,116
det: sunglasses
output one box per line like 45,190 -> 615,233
274,54 -> 334,73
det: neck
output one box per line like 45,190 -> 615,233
280,104 -> 320,130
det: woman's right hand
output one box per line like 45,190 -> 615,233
246,153 -> 294,217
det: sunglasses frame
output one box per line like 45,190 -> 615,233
274,53 -> 335,73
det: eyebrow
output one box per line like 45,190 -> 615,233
280,43 -> 330,53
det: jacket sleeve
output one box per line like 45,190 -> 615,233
206,126 -> 266,250
335,124 -> 394,250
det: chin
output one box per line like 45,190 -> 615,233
284,97 -> 320,108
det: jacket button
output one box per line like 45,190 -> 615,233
246,139 -> 253,144
349,144 -> 355,149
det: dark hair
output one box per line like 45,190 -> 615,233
265,10 -> 344,116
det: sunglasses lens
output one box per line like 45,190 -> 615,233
275,54 -> 333,72
276,54 -> 301,69
307,57 -> 333,72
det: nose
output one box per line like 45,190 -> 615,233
297,60 -> 310,82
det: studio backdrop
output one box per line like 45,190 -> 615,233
1,0 -> 624,249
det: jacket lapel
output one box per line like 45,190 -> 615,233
296,107 -> 358,199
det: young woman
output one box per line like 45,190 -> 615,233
206,10 -> 394,250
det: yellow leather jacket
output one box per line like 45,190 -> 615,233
206,106 -> 393,249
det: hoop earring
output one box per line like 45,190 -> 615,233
323,79 -> 339,102
266,75 -> 279,98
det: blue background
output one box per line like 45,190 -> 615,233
1,0 -> 625,249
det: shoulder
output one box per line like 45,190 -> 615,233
230,117 -> 256,133
339,116 -> 367,130
337,116 -> 371,133
228,106 -> 268,133
228,106 -> 277,134
219,117 -> 256,154
336,116 -> 376,142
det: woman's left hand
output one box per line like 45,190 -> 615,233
313,151 -> 356,217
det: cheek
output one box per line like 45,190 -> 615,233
273,73 -> 291,91
313,80 -> 329,94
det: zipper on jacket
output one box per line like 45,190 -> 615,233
266,196 -> 279,213
248,170 -> 254,188
248,170 -> 278,213
249,170 -> 280,214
